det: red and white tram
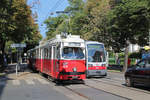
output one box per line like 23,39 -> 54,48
27,34 -> 86,81
85,41 -> 107,77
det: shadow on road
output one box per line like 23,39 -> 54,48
0,63 -> 30,100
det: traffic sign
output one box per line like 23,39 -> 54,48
11,43 -> 26,48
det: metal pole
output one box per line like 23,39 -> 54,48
16,63 -> 18,76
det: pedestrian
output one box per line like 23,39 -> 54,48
3,54 -> 8,67
128,58 -> 131,66
142,46 -> 150,59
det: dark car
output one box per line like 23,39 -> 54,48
125,57 -> 150,87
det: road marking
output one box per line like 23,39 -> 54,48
25,79 -> 35,85
12,80 -> 20,85
37,78 -> 49,84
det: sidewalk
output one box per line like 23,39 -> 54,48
0,63 -> 30,80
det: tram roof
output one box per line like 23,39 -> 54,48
85,41 -> 104,45
40,34 -> 84,46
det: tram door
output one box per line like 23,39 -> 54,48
49,47 -> 52,75
52,46 -> 57,77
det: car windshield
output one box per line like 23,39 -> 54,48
62,47 -> 84,59
87,44 -> 106,62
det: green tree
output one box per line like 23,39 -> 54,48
82,0 -> 111,48
44,15 -> 68,39
44,0 -> 87,39
0,0 -> 42,66
65,0 -> 88,36
108,0 -> 150,72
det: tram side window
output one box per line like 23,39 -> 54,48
56,46 -> 60,59
33,51 -> 36,59
49,47 -> 51,59
53,47 -> 56,59
36,49 -> 39,59
44,48 -> 48,59
39,49 -> 41,59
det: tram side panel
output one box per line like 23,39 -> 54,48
52,46 -> 57,78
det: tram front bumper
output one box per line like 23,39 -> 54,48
86,70 -> 107,76
59,72 -> 85,80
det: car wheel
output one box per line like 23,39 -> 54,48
125,77 -> 133,87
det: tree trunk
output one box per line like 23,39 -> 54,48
122,41 -> 129,73
0,39 -> 6,67
115,53 -> 118,64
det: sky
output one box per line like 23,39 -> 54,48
27,0 -> 69,38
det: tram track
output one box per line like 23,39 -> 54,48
64,85 -> 91,100
64,83 -> 129,100
89,78 -> 150,95
83,83 -> 131,100
38,75 -> 90,100
32,71 -> 150,100
39,73 -> 130,100
38,73 -> 130,100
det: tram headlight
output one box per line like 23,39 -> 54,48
73,67 -> 77,72
63,62 -> 68,68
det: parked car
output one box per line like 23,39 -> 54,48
125,57 -> 150,87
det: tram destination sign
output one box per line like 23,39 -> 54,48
11,43 -> 26,48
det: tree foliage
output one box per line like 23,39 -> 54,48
44,0 -> 86,39
44,15 -> 68,39
0,0 -> 42,65
45,0 -> 150,51
107,0 -> 150,72
82,0 -> 111,47
108,0 -> 150,51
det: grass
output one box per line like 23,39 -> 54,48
0,72 -> 5,77
107,69 -> 122,73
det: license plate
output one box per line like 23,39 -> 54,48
96,71 -> 101,73
72,76 -> 78,79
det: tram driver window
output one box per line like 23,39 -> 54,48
62,47 -> 84,59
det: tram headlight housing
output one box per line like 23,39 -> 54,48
73,67 -> 77,72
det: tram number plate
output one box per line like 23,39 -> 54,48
72,76 -> 78,79
96,71 -> 101,74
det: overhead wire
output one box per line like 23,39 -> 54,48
44,0 -> 64,20
40,0 -> 66,27
37,0 -> 68,37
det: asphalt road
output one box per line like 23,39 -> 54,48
0,64 -> 150,100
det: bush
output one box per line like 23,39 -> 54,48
129,52 -> 141,59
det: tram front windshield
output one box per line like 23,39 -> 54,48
87,44 -> 106,62
62,47 -> 84,59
